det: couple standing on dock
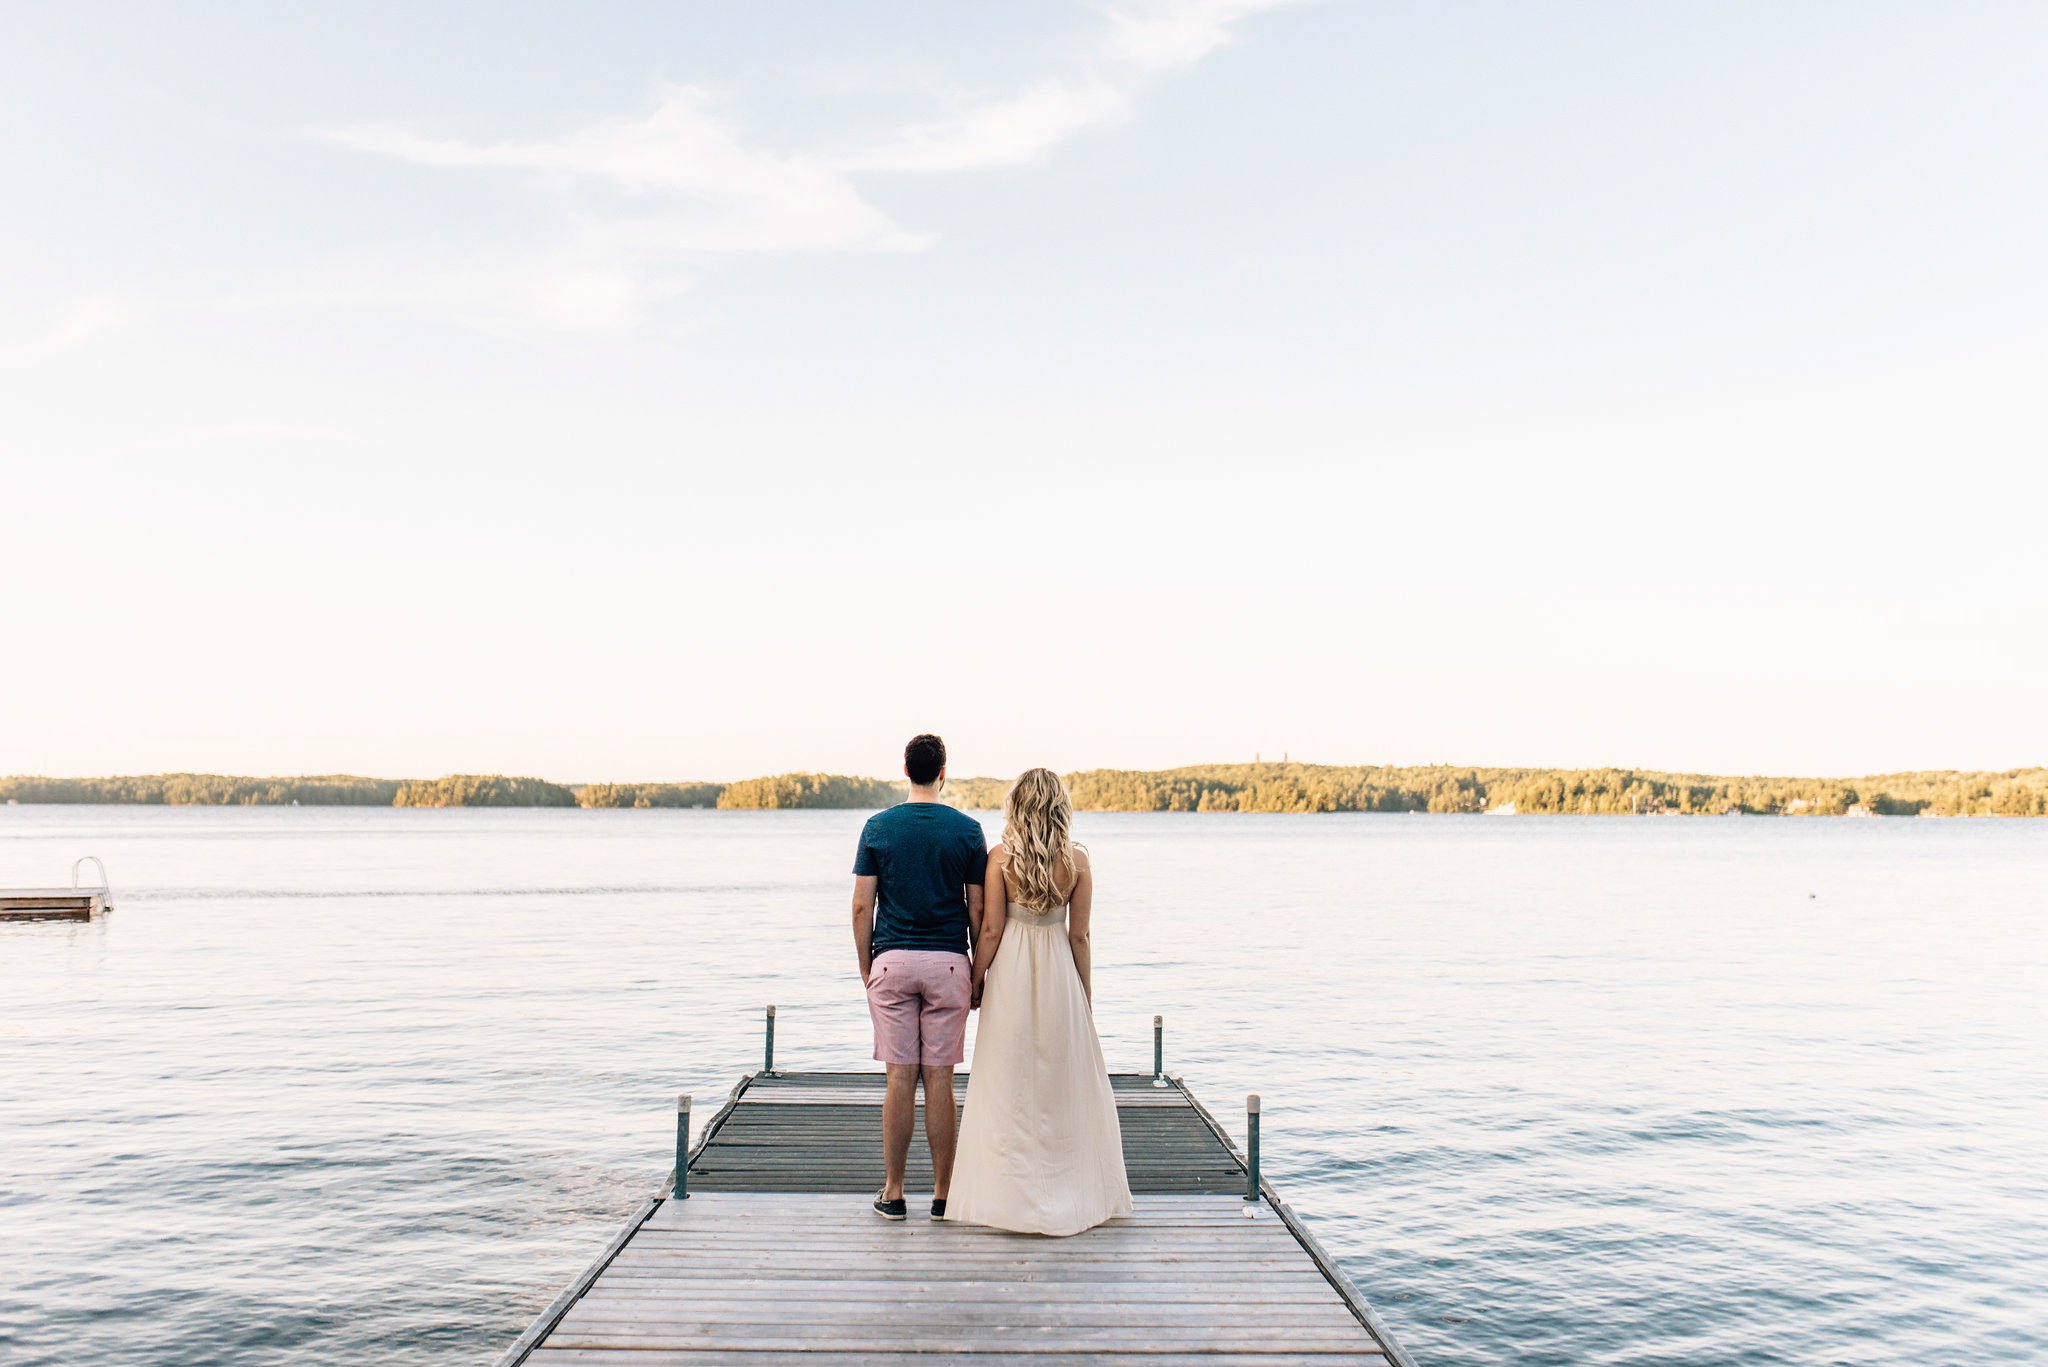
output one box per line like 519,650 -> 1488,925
851,734 -> 1132,1236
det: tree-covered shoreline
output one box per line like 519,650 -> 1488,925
0,774 -> 407,806
716,773 -> 901,809
1061,763 -> 2048,817
3,764 -> 2042,815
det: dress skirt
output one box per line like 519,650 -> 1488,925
946,903 -> 1133,1236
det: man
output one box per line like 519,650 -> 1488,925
852,733 -> 988,1220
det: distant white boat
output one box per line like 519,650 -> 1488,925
1485,802 -> 1518,816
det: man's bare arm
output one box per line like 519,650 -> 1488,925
852,874 -> 879,984
966,882 -> 984,963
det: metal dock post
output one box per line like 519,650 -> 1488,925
672,1094 -> 690,1200
1246,1092 -> 1262,1201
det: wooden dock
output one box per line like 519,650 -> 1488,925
1,859 -> 112,922
0,890 -> 107,921
495,1068 -> 1417,1366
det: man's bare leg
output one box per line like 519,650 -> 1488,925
921,1064 -> 958,1199
881,1063 -> 919,1200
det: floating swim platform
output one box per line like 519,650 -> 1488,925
0,857 -> 112,921
494,1031 -> 1416,1366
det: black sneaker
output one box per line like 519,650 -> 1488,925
872,1190 -> 907,1221
929,1198 -> 947,1220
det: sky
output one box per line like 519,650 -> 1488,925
3,1 -> 2045,783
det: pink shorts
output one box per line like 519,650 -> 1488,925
866,950 -> 970,1066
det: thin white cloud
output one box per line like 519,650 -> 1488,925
312,0 -> 1307,330
841,78 -> 1129,174
323,87 -> 926,256
851,0 -> 1303,172
1105,0 -> 1302,70
3,295 -> 135,364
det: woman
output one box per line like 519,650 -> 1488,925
945,768 -> 1132,1236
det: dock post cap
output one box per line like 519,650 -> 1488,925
765,1004 -> 776,1017
1153,1014 -> 1162,1025
677,1093 -> 692,1111
1247,1093 -> 1261,1113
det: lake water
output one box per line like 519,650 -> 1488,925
2,807 -> 2044,1366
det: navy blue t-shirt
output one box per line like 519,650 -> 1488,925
853,802 -> 989,957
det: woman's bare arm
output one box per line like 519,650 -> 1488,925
971,846 -> 1009,1007
1066,845 -> 1094,1005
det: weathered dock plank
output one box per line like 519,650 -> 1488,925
496,1072 -> 1416,1367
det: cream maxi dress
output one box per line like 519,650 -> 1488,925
946,896 -> 1133,1236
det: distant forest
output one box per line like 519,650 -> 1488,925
0,774 -> 405,805
577,782 -> 726,809
717,773 -> 902,809
0,771 -> 887,810
3,765 -> 2043,816
1060,763 -> 2048,817
393,775 -> 578,808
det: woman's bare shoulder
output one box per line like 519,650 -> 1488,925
1070,842 -> 1091,870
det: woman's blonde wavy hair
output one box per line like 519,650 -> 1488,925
1001,768 -> 1082,913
